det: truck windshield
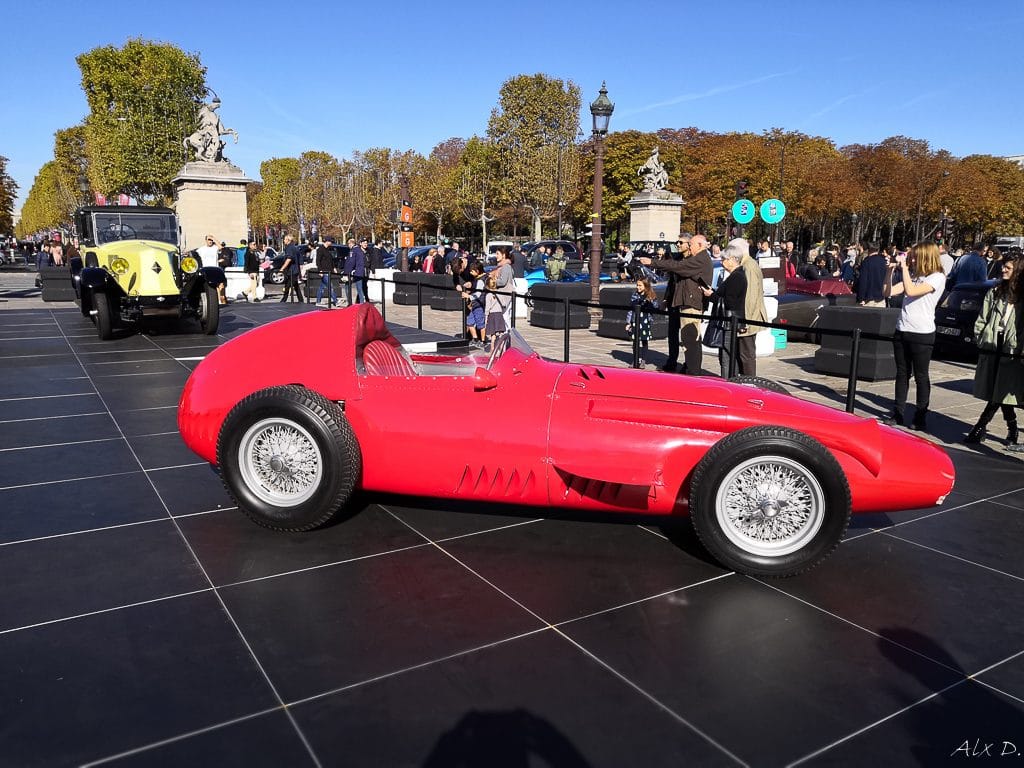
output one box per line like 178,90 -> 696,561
93,213 -> 177,246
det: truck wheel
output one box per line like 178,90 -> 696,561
689,426 -> 850,577
93,290 -> 114,340
199,285 -> 220,335
217,387 -> 361,531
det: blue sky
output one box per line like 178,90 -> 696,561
3,0 -> 1023,210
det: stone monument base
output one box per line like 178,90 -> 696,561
172,162 -> 253,254
628,190 -> 684,242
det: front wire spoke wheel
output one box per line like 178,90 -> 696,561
240,418 -> 324,507
716,455 -> 824,558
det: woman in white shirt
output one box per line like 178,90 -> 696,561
882,243 -> 947,431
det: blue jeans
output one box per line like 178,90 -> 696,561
316,274 -> 336,303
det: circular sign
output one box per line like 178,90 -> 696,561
760,198 -> 787,224
731,199 -> 755,224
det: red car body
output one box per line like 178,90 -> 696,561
179,304 -> 955,576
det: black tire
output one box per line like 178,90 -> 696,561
689,426 -> 851,577
728,375 -> 790,396
217,386 -> 361,531
94,289 -> 114,340
270,271 -> 285,285
199,284 -> 220,335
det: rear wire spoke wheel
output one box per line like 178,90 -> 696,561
217,386 -> 361,531
728,375 -> 790,396
690,426 -> 850,577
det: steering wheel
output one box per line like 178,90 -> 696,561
486,332 -> 511,370
101,223 -> 137,243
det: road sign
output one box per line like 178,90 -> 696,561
732,199 -> 755,224
760,199 -> 786,224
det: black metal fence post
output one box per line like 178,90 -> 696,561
845,328 -> 862,413
511,290 -> 517,329
563,297 -> 571,362
416,281 -> 423,330
727,314 -> 739,379
379,277 -> 386,322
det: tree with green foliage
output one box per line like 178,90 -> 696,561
77,38 -> 206,202
18,161 -> 67,236
0,156 -> 17,235
457,136 -> 500,246
256,157 -> 302,236
411,138 -> 464,242
487,74 -> 581,240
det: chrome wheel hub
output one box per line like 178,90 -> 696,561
714,455 -> 825,557
238,418 -> 323,507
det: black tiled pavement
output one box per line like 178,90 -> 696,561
2,304 -> 1023,767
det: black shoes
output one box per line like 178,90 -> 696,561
880,410 -> 904,426
964,423 -> 986,444
660,362 -> 679,373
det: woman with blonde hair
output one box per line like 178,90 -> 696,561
882,242 -> 946,431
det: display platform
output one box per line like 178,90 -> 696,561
1,304 -> 1023,766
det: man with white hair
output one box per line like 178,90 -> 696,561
730,238 -> 767,375
639,233 -> 713,375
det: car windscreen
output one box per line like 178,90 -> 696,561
940,287 -> 986,312
93,212 -> 177,246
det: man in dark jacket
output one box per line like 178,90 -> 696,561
855,243 -> 887,307
511,247 -> 528,278
315,237 -> 337,306
241,239 -> 262,302
279,234 -> 305,303
640,233 -> 713,375
346,237 -> 370,304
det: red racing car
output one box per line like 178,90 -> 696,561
178,304 -> 955,577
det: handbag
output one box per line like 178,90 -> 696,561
702,299 -> 728,348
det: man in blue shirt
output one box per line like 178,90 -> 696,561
949,244 -> 988,287
345,237 -> 369,304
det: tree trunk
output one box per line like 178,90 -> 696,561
532,209 -> 542,241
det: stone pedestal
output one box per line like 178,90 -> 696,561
628,190 -> 684,241
172,162 -> 253,254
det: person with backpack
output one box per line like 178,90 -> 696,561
545,246 -> 567,282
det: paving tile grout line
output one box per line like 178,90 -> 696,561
878,529 -> 1024,583
380,505 -> 750,767
46,309 -> 325,768
79,705 -> 289,768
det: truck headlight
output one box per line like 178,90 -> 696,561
180,256 -> 199,274
110,257 -> 130,275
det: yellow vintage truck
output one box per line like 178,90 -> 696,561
70,206 -> 226,340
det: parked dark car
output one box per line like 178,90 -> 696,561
933,279 -> 997,360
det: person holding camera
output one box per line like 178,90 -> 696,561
882,243 -> 946,431
639,234 -> 712,375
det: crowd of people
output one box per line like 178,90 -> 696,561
15,225 -> 1024,448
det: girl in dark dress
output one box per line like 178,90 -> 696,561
625,278 -> 659,366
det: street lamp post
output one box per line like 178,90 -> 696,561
588,82 -> 614,306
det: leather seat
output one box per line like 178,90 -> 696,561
363,339 -> 417,377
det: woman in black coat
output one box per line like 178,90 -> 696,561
702,246 -> 747,379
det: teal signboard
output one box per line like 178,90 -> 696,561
731,199 -> 756,224
760,198 -> 787,224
